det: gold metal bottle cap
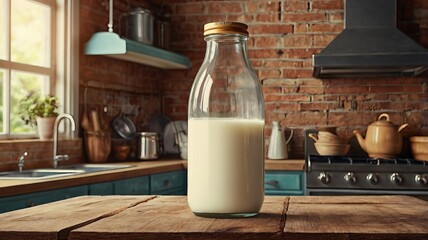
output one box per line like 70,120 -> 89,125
203,22 -> 249,36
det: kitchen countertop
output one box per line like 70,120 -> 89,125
0,159 -> 304,197
0,195 -> 426,240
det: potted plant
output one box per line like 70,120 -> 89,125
18,91 -> 59,139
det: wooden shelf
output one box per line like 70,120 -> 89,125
84,32 -> 192,69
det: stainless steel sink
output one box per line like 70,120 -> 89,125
0,164 -> 133,180
58,164 -> 133,173
0,169 -> 85,180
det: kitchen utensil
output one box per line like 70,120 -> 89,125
317,126 -> 337,134
353,113 -> 408,159
410,136 -> 428,161
172,121 -> 188,159
111,112 -> 137,140
81,87 -> 92,131
309,131 -> 344,144
91,110 -> 101,132
137,132 -> 159,160
120,7 -> 154,45
81,113 -> 91,131
314,142 -> 350,156
154,19 -> 170,49
268,121 -> 293,160
176,131 -> 187,159
163,121 -> 187,154
113,144 -> 131,161
85,130 -> 111,163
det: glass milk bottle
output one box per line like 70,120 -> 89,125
188,22 -> 265,218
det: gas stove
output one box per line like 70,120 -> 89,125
306,155 -> 428,196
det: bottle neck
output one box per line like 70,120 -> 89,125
204,34 -> 249,64
204,34 -> 248,42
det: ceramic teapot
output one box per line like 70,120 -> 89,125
353,113 -> 408,159
268,121 -> 293,160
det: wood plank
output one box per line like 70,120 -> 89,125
69,196 -> 288,240
284,195 -> 428,240
0,195 -> 155,240
265,160 -> 305,171
1,195 -> 427,240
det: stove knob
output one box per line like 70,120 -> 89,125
344,172 -> 356,184
366,173 -> 379,185
390,173 -> 403,185
415,174 -> 428,185
318,172 -> 330,184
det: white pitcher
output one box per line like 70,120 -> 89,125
268,121 -> 293,160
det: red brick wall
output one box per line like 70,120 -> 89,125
0,0 -> 426,171
161,0 -> 428,158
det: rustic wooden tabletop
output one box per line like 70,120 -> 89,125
0,195 -> 427,240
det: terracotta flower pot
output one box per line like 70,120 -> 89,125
36,116 -> 56,140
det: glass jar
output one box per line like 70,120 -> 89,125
187,22 -> 265,218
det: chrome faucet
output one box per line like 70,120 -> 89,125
18,151 -> 28,173
53,113 -> 76,168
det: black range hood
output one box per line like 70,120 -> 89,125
312,0 -> 428,78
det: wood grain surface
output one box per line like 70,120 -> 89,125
285,195 -> 428,240
1,195 -> 426,240
0,195 -> 155,240
70,196 -> 288,240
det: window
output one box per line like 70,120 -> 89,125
0,0 -> 78,139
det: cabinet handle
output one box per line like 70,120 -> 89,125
265,180 -> 279,186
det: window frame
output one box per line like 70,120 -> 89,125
0,0 -> 79,139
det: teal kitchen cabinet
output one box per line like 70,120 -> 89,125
0,170 -> 186,213
0,185 -> 88,213
87,171 -> 185,196
88,176 -> 150,195
88,181 -> 115,195
150,170 -> 186,195
264,171 -> 305,196
114,176 -> 150,195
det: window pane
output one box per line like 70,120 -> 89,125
11,0 -> 50,67
0,0 -> 6,60
11,70 -> 49,134
0,69 -> 4,132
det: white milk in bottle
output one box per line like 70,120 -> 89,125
187,22 -> 265,218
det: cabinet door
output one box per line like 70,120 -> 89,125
0,195 -> 28,213
0,185 -> 88,213
27,186 -> 88,206
265,171 -> 305,196
63,185 -> 89,199
88,182 -> 114,195
151,170 -> 186,195
114,176 -> 150,195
